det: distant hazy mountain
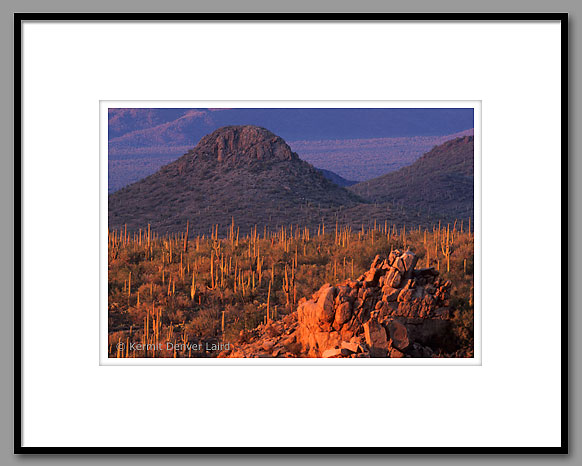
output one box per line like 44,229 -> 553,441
108,108 -> 474,155
108,109 -> 189,139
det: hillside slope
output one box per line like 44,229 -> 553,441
350,136 -> 474,220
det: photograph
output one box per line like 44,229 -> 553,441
15,12 -> 566,453
106,106 -> 476,360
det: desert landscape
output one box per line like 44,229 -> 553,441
108,109 -> 475,359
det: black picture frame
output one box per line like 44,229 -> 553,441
14,12 -> 569,454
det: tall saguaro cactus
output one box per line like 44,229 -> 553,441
183,221 -> 189,252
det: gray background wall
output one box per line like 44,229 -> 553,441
1,1 -> 576,464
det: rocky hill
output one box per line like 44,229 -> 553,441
108,126 -> 363,235
350,136 -> 474,221
220,249 -> 470,358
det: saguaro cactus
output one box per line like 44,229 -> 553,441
183,221 -> 189,252
440,224 -> 451,272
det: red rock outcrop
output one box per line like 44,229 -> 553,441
220,250 -> 455,358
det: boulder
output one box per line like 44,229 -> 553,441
336,286 -> 351,300
322,348 -> 343,358
389,347 -> 405,358
362,288 -> 376,302
316,286 -> 336,323
314,331 -> 342,354
393,256 -> 406,274
397,288 -> 414,302
341,341 -> 360,353
386,319 -> 410,351
370,254 -> 382,269
334,301 -> 352,326
401,251 -> 419,274
382,286 -> 400,302
312,283 -> 331,301
388,249 -> 402,266
363,320 -> 390,357
385,267 -> 402,288
297,300 -> 320,329
363,267 -> 382,287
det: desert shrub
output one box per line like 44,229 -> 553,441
108,220 -> 474,357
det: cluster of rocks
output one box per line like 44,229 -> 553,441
220,250 -> 454,358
